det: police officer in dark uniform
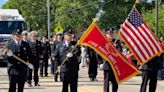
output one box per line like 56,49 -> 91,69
22,31 -> 29,43
53,30 -> 80,92
40,36 -> 51,77
103,28 -> 122,92
140,56 -> 159,92
5,29 -> 31,92
51,32 -> 63,81
86,47 -> 98,81
27,31 -> 43,86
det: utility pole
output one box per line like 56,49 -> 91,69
47,0 -> 50,39
155,0 -> 158,37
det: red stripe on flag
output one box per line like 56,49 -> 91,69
124,22 -> 151,57
119,7 -> 163,65
140,24 -> 158,53
135,27 -> 155,56
143,24 -> 162,51
119,30 -> 143,62
122,25 -> 147,60
78,22 -> 140,83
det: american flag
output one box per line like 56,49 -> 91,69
119,7 -> 162,65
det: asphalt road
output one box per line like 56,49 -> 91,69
0,66 -> 164,92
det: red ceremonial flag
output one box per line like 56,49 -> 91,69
119,7 -> 163,65
78,22 -> 140,83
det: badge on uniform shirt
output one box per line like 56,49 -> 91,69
63,43 -> 66,46
23,47 -> 26,51
71,46 -> 74,48
18,54 -> 20,56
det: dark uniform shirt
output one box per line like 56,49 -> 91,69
28,40 -> 42,67
42,41 -> 51,58
53,41 -> 80,77
7,40 -> 31,75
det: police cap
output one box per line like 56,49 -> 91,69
64,30 -> 72,36
22,30 -> 29,35
30,31 -> 38,36
56,32 -> 63,35
11,29 -> 22,35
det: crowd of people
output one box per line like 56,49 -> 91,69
1,27 -> 164,92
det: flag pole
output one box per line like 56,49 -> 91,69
114,34 -> 120,45
1,46 -> 34,70
115,0 -> 140,45
59,43 -> 79,66
155,0 -> 158,37
56,20 -> 98,73
59,19 -> 98,66
133,0 -> 140,7
60,18 -> 98,66
55,42 -> 79,73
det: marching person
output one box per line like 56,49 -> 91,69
22,30 -> 29,43
40,36 -> 51,77
86,47 -> 98,81
53,30 -> 80,92
51,32 -> 63,81
5,29 -> 32,92
103,28 -> 122,92
140,56 -> 160,92
157,36 -> 164,80
80,45 -> 87,68
50,34 -> 57,75
27,31 -> 43,86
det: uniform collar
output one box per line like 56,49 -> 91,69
14,39 -> 22,45
31,39 -> 36,43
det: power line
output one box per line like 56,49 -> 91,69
28,0 -> 113,18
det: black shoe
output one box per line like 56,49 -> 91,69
94,78 -> 98,81
45,74 -> 48,77
90,78 -> 94,81
35,83 -> 40,86
55,78 -> 58,82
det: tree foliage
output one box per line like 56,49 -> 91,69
3,0 -> 162,37
142,6 -> 164,37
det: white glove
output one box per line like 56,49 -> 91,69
7,50 -> 13,57
51,57 -> 55,61
99,64 -> 104,70
66,52 -> 73,58
27,63 -> 34,69
57,66 -> 61,70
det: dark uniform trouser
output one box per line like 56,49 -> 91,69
103,70 -> 118,92
140,71 -> 157,92
40,57 -> 48,76
9,74 -> 26,92
51,60 -> 55,75
53,62 -> 59,81
27,67 -> 39,84
62,76 -> 78,92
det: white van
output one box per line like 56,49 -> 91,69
0,9 -> 27,66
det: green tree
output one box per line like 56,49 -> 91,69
3,0 -> 158,36
142,6 -> 164,37
3,0 -> 47,36
51,0 -> 99,33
